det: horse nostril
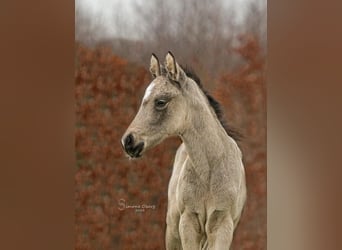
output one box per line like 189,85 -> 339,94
133,142 -> 144,157
124,133 -> 134,149
122,134 -> 144,158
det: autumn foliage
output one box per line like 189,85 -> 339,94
75,36 -> 266,249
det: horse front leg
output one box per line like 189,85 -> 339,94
206,210 -> 234,249
166,224 -> 182,250
166,211 -> 182,250
178,210 -> 202,250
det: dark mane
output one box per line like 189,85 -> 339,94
182,66 -> 243,142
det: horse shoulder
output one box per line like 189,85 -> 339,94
209,138 -> 246,210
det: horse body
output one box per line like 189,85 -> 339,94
122,52 -> 246,249
166,82 -> 246,249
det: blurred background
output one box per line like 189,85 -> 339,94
75,0 -> 266,249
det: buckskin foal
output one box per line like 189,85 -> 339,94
121,52 -> 246,249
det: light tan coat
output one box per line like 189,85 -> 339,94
122,53 -> 246,249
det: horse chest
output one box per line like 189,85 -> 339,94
172,161 -> 236,214
178,175 -> 206,205
174,161 -> 215,213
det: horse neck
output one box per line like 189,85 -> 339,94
179,83 -> 229,181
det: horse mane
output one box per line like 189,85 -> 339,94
181,65 -> 243,142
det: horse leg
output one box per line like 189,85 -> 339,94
206,210 -> 234,249
179,210 -> 202,250
166,211 -> 182,250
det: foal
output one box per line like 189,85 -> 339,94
121,52 -> 246,249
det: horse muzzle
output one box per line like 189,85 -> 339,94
121,133 -> 145,158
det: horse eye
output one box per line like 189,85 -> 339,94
155,99 -> 168,110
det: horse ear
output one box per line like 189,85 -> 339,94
165,52 -> 177,77
165,51 -> 186,83
150,53 -> 161,78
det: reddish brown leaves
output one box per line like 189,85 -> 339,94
75,37 -> 266,249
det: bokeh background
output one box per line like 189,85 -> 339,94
75,0 -> 266,249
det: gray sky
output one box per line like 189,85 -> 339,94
76,0 -> 261,39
